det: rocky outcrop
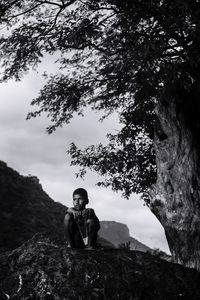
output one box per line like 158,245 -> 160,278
150,86 -> 200,270
0,233 -> 200,300
99,221 -> 151,252
0,160 -> 67,251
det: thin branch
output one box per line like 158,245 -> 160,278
48,6 -> 63,30
1,0 -> 21,14
6,3 -> 43,21
5,0 -> 76,22
79,0 -> 119,13
88,42 -> 108,54
35,0 -> 62,7
98,13 -> 116,27
95,6 -> 120,13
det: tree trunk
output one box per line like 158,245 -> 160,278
149,85 -> 200,270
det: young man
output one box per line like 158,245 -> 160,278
64,188 -> 100,249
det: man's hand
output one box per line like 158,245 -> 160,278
67,208 -> 81,219
82,208 -> 94,219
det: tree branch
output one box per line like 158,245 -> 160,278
35,0 -> 62,7
6,3 -> 44,21
79,0 -> 119,13
3,0 -> 77,23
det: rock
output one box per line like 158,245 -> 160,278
0,233 -> 200,300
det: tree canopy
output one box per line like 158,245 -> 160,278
0,0 -> 200,199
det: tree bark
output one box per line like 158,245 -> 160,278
149,85 -> 200,270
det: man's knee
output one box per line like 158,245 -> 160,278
86,218 -> 95,225
64,213 -> 74,227
86,218 -> 99,231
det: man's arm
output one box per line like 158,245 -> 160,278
66,207 -> 81,219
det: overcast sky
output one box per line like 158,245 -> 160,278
0,62 -> 170,253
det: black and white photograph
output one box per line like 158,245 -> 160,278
0,1 -> 200,299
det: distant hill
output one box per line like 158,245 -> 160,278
99,221 -> 151,252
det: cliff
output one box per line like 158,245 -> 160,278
0,160 -> 67,251
99,221 -> 151,252
0,233 -> 199,300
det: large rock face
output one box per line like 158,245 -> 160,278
99,221 -> 151,252
0,233 -> 200,300
0,161 -> 67,251
150,87 -> 200,270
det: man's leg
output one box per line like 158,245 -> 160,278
64,213 -> 85,248
86,219 -> 98,248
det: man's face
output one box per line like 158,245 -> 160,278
73,193 -> 87,210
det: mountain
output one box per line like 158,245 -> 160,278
0,160 -> 66,251
99,221 -> 151,252
0,233 -> 199,300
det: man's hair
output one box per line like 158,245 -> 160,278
73,188 -> 89,204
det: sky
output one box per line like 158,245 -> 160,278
0,61 -> 170,254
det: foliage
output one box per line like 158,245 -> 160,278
118,241 -> 131,250
147,248 -> 172,261
0,1 -> 200,198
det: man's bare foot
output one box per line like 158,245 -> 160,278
85,245 -> 96,250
